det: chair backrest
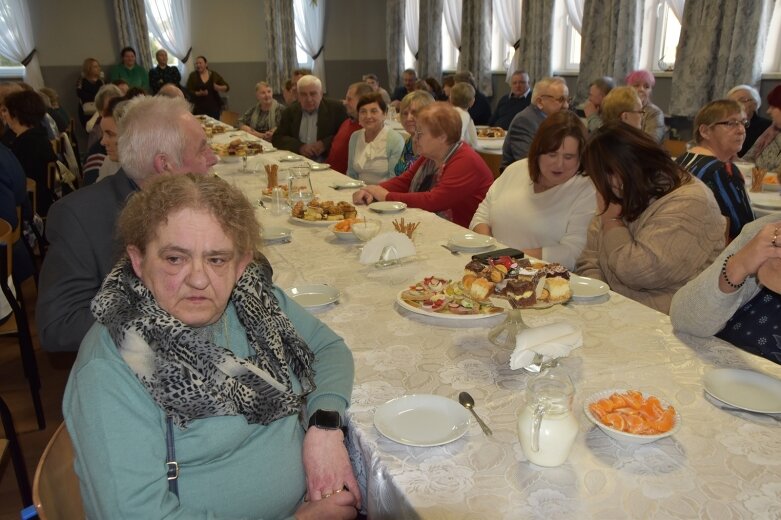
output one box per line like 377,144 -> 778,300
662,139 -> 687,158
220,110 -> 240,127
33,422 -> 85,520
25,178 -> 37,217
0,219 -> 13,277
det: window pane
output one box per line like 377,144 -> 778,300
658,4 -> 681,70
293,0 -> 313,68
762,0 -> 781,72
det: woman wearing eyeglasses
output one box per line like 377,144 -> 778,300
743,85 -> 781,173
727,84 -> 771,156
625,70 -> 665,143
675,99 -> 754,241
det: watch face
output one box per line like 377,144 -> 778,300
310,409 -> 341,429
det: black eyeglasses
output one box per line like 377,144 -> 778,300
712,119 -> 750,129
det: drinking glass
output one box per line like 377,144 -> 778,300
352,219 -> 381,241
288,168 -> 314,207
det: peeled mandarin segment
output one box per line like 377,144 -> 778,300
624,414 -> 646,434
624,390 -> 644,409
603,412 -> 626,432
610,394 -> 628,409
590,403 -> 609,421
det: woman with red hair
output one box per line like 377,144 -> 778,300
625,69 -> 665,143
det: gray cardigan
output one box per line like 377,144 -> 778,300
670,214 -> 781,336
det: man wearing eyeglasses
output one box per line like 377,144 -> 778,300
501,77 -> 570,170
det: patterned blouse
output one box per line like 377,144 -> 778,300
238,99 -> 283,133
393,136 -> 417,176
675,152 -> 755,240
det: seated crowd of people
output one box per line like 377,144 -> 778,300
1,47 -> 780,518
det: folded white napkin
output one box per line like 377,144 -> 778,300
510,322 -> 583,370
359,232 -> 416,265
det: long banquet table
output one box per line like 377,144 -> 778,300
209,124 -> 781,520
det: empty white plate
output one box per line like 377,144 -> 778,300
279,154 -> 299,162
331,180 -> 365,190
749,192 -> 781,210
704,368 -> 781,413
284,284 -> 340,309
569,274 -> 610,299
261,226 -> 292,242
374,394 -> 471,446
310,163 -> 330,171
369,201 -> 407,213
447,233 -> 496,251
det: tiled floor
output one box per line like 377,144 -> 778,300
0,279 -> 75,519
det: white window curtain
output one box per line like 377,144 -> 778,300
405,0 -> 420,69
564,0 -> 584,33
0,0 -> 44,88
667,0 -> 685,22
294,0 -> 327,90
145,0 -> 192,77
443,0 -> 462,50
493,0 -> 523,82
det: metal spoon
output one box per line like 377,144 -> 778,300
458,392 -> 493,436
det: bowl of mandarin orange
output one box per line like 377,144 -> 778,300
584,389 -> 680,444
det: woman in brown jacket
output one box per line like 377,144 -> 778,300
575,123 -> 725,314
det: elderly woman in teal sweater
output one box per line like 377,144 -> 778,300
64,174 -> 360,519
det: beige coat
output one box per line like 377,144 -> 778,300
575,178 -> 725,314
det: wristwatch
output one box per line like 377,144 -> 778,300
308,409 -> 348,436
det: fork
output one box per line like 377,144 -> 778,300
441,244 -> 460,255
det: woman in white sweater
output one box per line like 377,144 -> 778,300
347,92 -> 404,185
470,111 -> 596,269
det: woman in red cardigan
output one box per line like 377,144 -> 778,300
352,102 -> 493,228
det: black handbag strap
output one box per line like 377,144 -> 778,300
165,416 -> 179,497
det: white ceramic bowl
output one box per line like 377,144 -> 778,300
329,222 -> 359,241
583,389 -> 681,444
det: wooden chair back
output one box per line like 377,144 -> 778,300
0,218 -> 45,430
0,395 -> 32,506
662,139 -> 687,158
220,110 -> 240,127
33,422 -> 85,520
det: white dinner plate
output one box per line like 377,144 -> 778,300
749,192 -> 781,210
703,368 -> 781,413
289,216 -> 337,226
447,233 -> 496,251
284,284 -> 340,309
331,180 -> 365,190
569,274 -> 610,299
369,201 -> 407,213
477,139 -> 504,150
310,163 -> 330,171
396,290 -> 505,320
374,394 -> 471,447
279,154 -> 299,162
261,226 -> 292,242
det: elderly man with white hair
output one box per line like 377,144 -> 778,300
501,76 -> 570,170
37,95 -> 218,352
727,84 -> 772,156
272,74 -> 347,161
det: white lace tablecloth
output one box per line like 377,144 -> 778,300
214,140 -> 781,520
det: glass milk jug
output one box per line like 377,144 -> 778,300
518,369 -> 578,467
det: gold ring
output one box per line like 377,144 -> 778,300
323,492 -> 332,498
334,488 -> 343,494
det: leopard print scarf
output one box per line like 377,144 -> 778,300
91,258 -> 316,428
